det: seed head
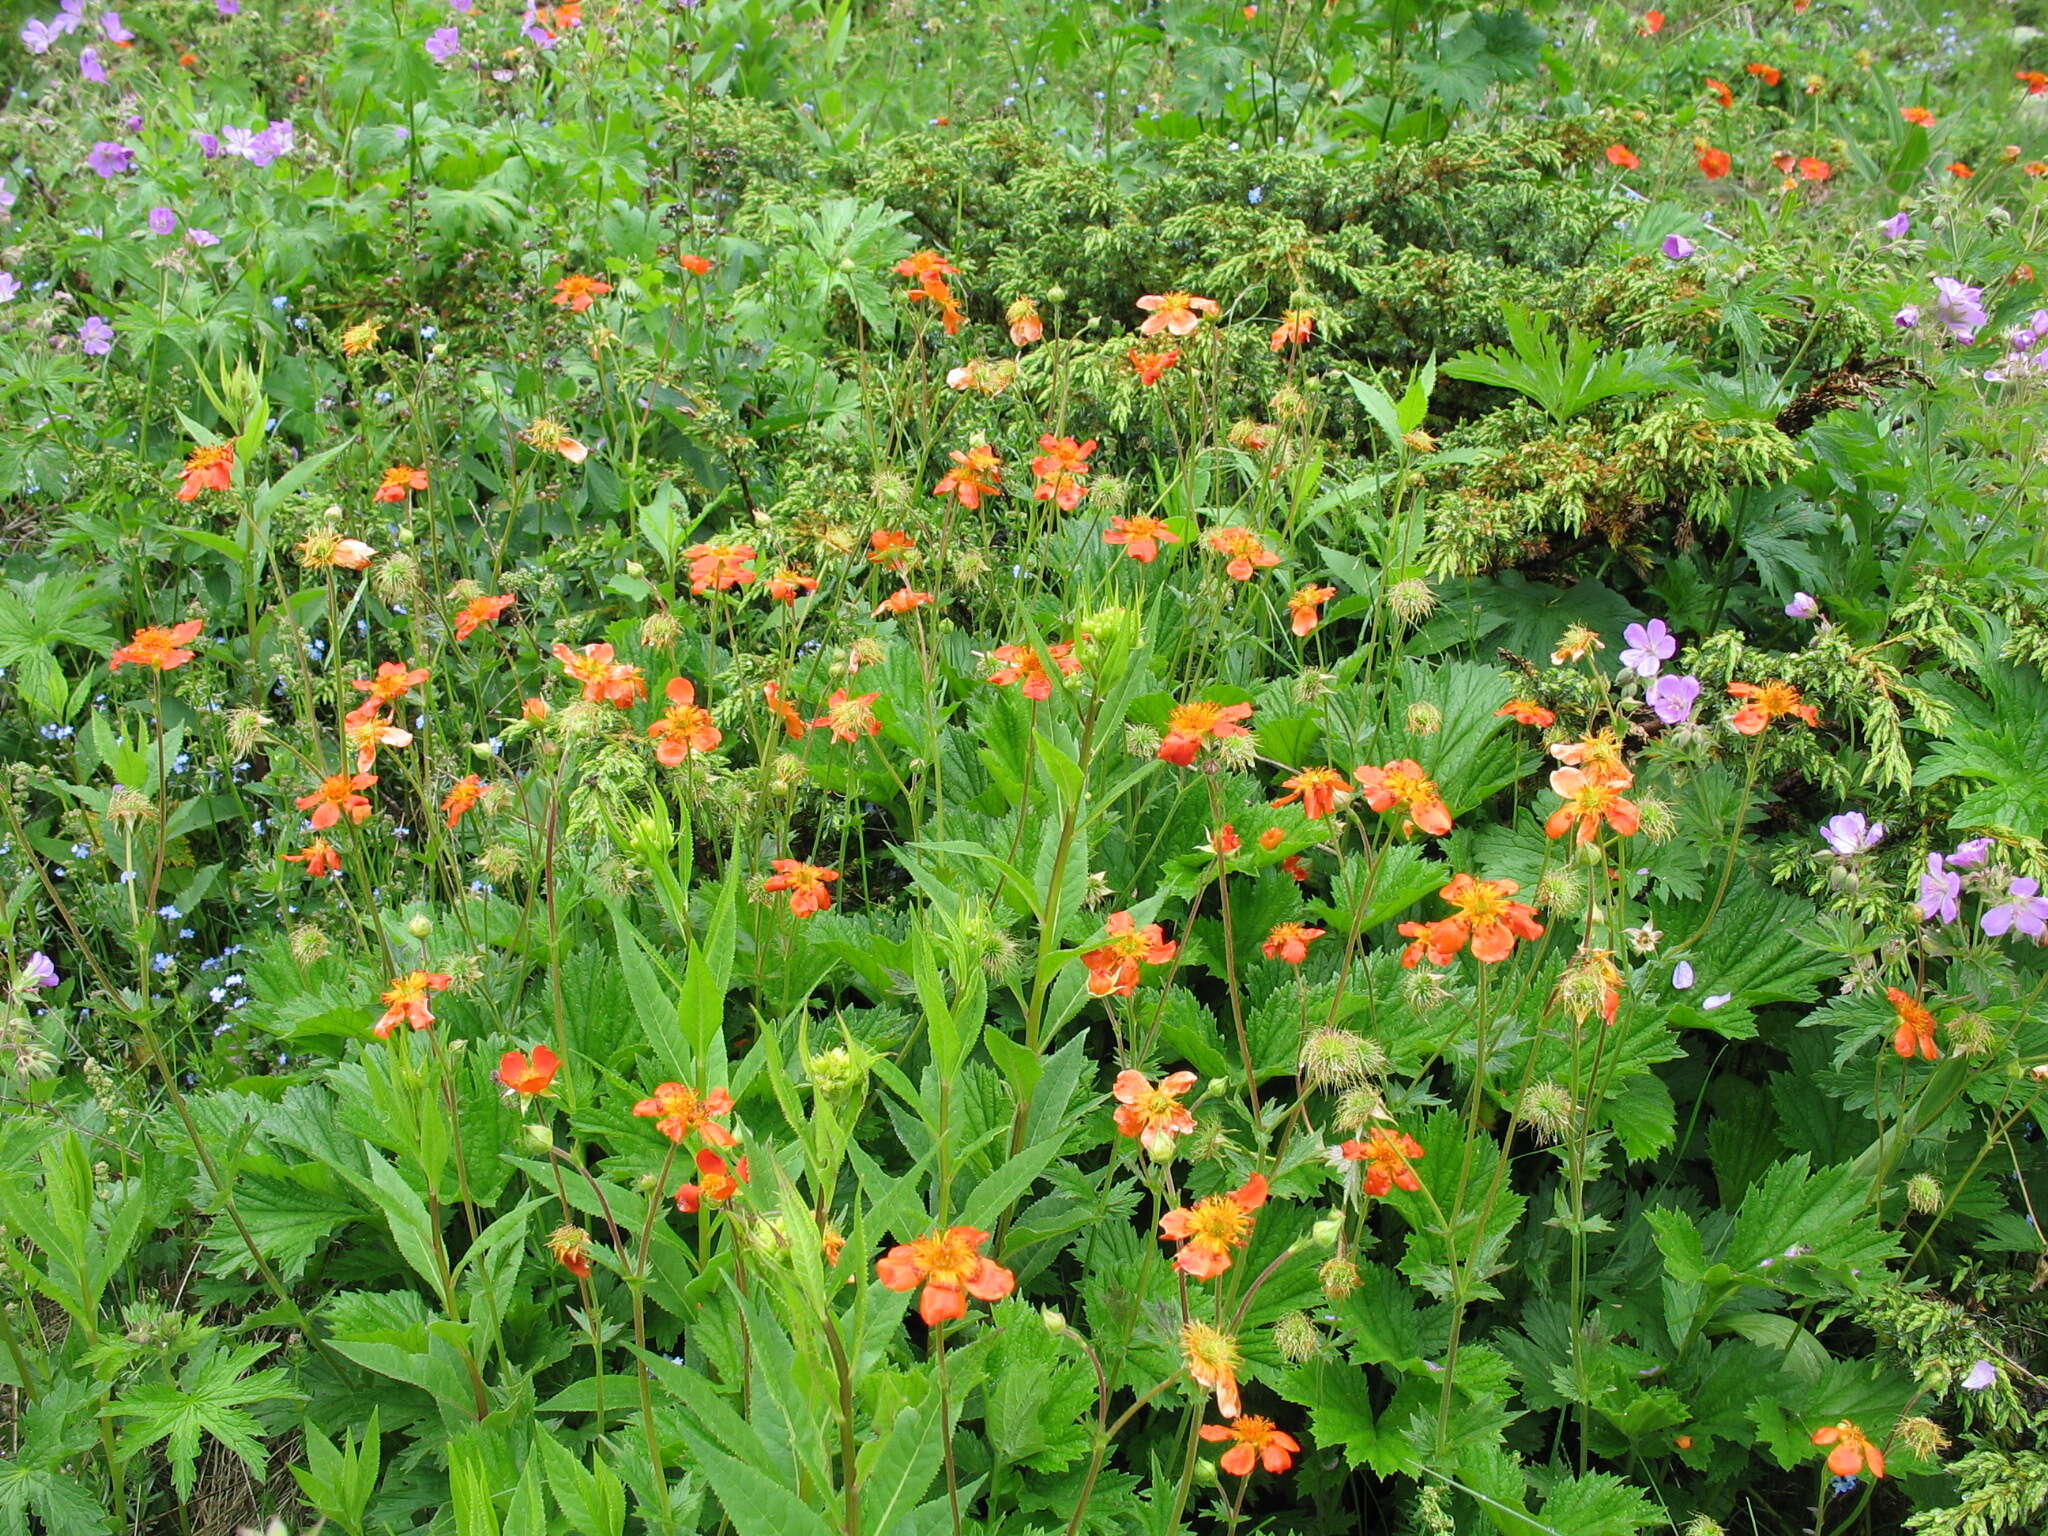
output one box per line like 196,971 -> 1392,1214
1318,1256 -> 1361,1300
1273,1311 -> 1323,1363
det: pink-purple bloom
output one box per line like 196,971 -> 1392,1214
1894,304 -> 1921,331
1785,591 -> 1820,619
1879,211 -> 1910,242
0,272 -> 17,304
1819,813 -> 1884,856
1960,1360 -> 1998,1391
1984,310 -> 2048,383
78,315 -> 115,355
188,227 -> 219,247
1620,618 -> 1676,678
1918,853 -> 1961,924
147,206 -> 177,235
86,140 -> 133,178
79,44 -> 105,80
100,9 -> 132,42
426,24 -> 460,60
1672,960 -> 1695,990
1927,277 -> 1988,344
1981,877 -> 2048,939
1646,672 -> 1700,725
21,952 -> 59,990
1661,234 -> 1695,261
1946,838 -> 1994,870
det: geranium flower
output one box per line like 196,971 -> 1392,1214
453,593 -> 515,640
1982,878 -> 2048,939
353,661 -> 431,707
1662,234 -> 1696,261
1200,1416 -> 1299,1477
1340,1126 -> 1425,1196
1031,435 -> 1096,510
1181,1323 -> 1243,1417
877,1226 -> 1014,1326
1136,291 -> 1219,337
1886,987 -> 1938,1061
1811,1420 -> 1885,1479
497,1045 -> 560,1098
1399,873 -> 1543,966
373,465 -> 427,503
1103,513 -> 1180,562
283,839 -> 342,878
1270,767 -> 1349,820
1262,922 -> 1324,964
374,971 -> 452,1038
1127,346 -> 1181,385
649,677 -> 721,764
1819,813 -> 1884,856
764,681 -> 808,739
933,444 -> 1002,509
1727,679 -> 1818,734
1917,854 -> 1961,924
987,641 -> 1080,700
1159,1173 -> 1267,1278
675,1148 -> 748,1212
1006,296 -> 1043,346
552,642 -> 646,707
1113,1069 -> 1198,1158
682,541 -> 758,595
1927,276 -> 1987,343
551,273 -> 612,312
763,859 -> 838,917
811,689 -> 881,743
547,1225 -> 594,1278
632,1082 -> 738,1146
1354,759 -> 1452,837
1947,838 -> 1994,870
1605,144 -> 1639,169
176,443 -> 235,501
1287,583 -> 1335,637
1203,526 -> 1279,581
1497,698 -> 1555,728
1647,673 -> 1700,725
111,618 -> 204,671
1619,618 -> 1676,678
1544,766 -> 1640,844
1158,699 -> 1253,766
1269,308 -> 1313,350
296,772 -> 377,830
1083,911 -> 1177,997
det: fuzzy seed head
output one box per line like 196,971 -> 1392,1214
1318,1256 -> 1361,1300
1273,1310 -> 1323,1363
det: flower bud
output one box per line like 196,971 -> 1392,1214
406,914 -> 434,939
1039,1307 -> 1067,1334
523,1120 -> 555,1153
1905,1173 -> 1942,1215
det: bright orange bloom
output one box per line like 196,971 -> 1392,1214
1113,1069 -> 1198,1158
1158,699 -> 1253,766
530,1 -> 581,37
1727,679 -> 1819,735
547,1225 -> 594,1279
1262,922 -> 1325,964
497,1044 -> 560,1097
296,772 -> 377,831
987,641 -> 1080,700
649,676 -> 722,764
1705,77 -> 1734,108
1798,157 -> 1832,182
1606,143 -> 1639,170
811,688 -> 881,743
682,542 -> 758,595
338,320 -> 383,357
675,1147 -> 749,1213
1395,916 -> 1466,969
327,537 -> 377,571
551,273 -> 612,312
2019,71 -> 2048,97
1007,296 -> 1043,346
933,444 -> 1003,509
1948,161 -> 1973,179
1901,106 -> 1936,126
436,774 -> 484,829
1203,526 -> 1280,581
1640,9 -> 1664,34
763,858 -> 838,917
1031,435 -> 1096,510
679,253 -> 714,275
283,839 -> 342,879
1200,1416 -> 1300,1477
1270,767 -> 1350,821
1282,853 -> 1310,882
521,418 -> 588,463
1354,759 -> 1453,837
552,642 -> 647,707
343,705 -> 412,772
1887,987 -> 1939,1061
894,249 -> 960,290
1812,1421 -> 1885,1480
523,697 -> 549,724
1103,512 -> 1180,563
1399,873 -> 1544,967
1497,698 -> 1555,728
877,1226 -> 1015,1327
1269,308 -> 1313,350
111,618 -> 204,672
1698,144 -> 1732,178
1128,346 -> 1181,385
868,529 -> 917,570
1181,1323 -> 1243,1418
764,680 -> 808,739
1206,824 -> 1243,858
875,587 -> 934,617
176,443 -> 235,501
1083,911 -> 1178,997
1287,583 -> 1336,637
1544,765 -> 1641,844
352,660 -> 431,707
453,593 -> 515,640
632,1082 -> 738,1146
1258,827 -> 1286,852
373,464 -> 427,503
374,971 -> 452,1038
1159,1173 -> 1268,1279
1341,1126 -> 1425,1196
1136,291 -> 1220,337
764,568 -> 818,604
1745,62 -> 1781,86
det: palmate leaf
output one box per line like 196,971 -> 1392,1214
109,1344 -> 301,1501
1912,653 -> 2048,839
0,1465 -> 110,1536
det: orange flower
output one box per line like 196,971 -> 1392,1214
338,320 -> 383,357
811,688 -> 881,743
1745,62 -> 1781,86
435,774 -> 484,829
1203,526 -> 1280,581
933,444 -> 1002,509
1341,1126 -> 1425,1196
452,593 -> 515,640
1798,157 -> 1832,182
679,253 -> 714,275
373,464 -> 427,503
551,273 -> 612,313
1158,699 -> 1253,766
875,587 -> 934,617
1901,106 -> 1936,127
987,641 -> 1081,700
869,529 -> 917,569
521,417 -> 588,463
632,1081 -> 738,1146
1083,911 -> 1178,997
374,970 -> 452,1038
1887,986 -> 1939,1061
1639,9 -> 1663,34
1201,1416 -> 1300,1477
283,839 -> 342,879
110,618 -> 204,672
894,249 -> 960,290
496,1044 -> 560,1098
1103,512 -> 1180,563
1497,698 -> 1555,728
1181,1323 -> 1244,1418
552,642 -> 647,707
301,533 -> 375,571
1705,77 -> 1734,108
649,676 -> 722,764
1606,143 -> 1639,170
1112,1069 -> 1198,1158
1257,827 -> 1286,852
675,1148 -> 749,1212
1031,435 -> 1096,510
876,1226 -> 1015,1326
1395,916 -> 1466,969
1948,161 -> 1973,179
2019,71 -> 2048,97
1354,759 -> 1453,837
682,541 -> 758,595
547,1225 -> 594,1279
1159,1174 -> 1268,1279
1727,679 -> 1819,734
531,1 -> 582,37
176,443 -> 235,501
343,705 -> 412,772
352,660 -> 431,707
1282,853 -> 1310,883
1544,765 -> 1641,844
1127,346 -> 1181,385
1136,291 -> 1219,337
1206,824 -> 1242,858
764,680 -> 808,739
1287,583 -> 1335,637
296,772 -> 377,831
1399,873 -> 1544,966
1811,1421 -> 1885,1480
1006,296 -> 1043,346
1698,144 -> 1732,178
1269,308 -> 1313,351
763,858 -> 838,917
1270,767 -> 1349,821
1262,922 -> 1324,964
764,568 -> 818,604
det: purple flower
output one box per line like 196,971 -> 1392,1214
147,205 -> 177,235
1919,854 -> 1961,924
1880,211 -> 1910,242
100,10 -> 132,42
450,0 -> 474,11
1982,877 -> 2048,939
122,112 -> 140,130
217,0 -> 239,13
1784,591 -> 1820,619
1672,960 -> 1695,990
78,315 -> 115,355
1820,813 -> 1884,856
194,130 -> 222,158
1961,1360 -> 1998,1392
20,17 -> 59,51
0,176 -> 14,218
1929,276 -> 1987,344
425,24 -> 460,60
1946,838 -> 1994,870
1894,304 -> 1922,331
1662,234 -> 1696,261
1620,618 -> 1676,678
86,140 -> 133,178
21,952 -> 58,989
0,272 -> 17,304
80,45 -> 105,80
1647,673 -> 1700,725
1702,993 -> 1732,1010
187,227 -> 219,247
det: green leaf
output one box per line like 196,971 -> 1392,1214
109,1345 -> 300,1501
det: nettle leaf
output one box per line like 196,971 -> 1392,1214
1530,1472 -> 1662,1536
1723,1155 -> 1901,1287
1661,868 -> 1839,1012
983,1301 -> 1096,1472
1746,1358 -> 1919,1474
